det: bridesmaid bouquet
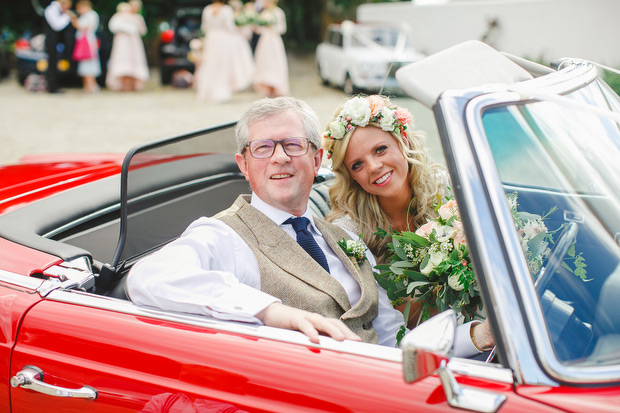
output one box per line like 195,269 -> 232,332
256,10 -> 276,26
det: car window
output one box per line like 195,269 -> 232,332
351,27 -> 399,48
331,30 -> 343,47
481,83 -> 620,366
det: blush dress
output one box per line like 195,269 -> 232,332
195,4 -> 254,103
252,6 -> 289,97
105,8 -> 149,91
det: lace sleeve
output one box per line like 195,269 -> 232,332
331,215 -> 360,235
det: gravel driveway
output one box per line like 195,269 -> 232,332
0,51 -> 440,166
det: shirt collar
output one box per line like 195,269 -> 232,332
250,193 -> 319,231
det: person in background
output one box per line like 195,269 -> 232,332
43,0 -> 75,93
195,0 -> 253,103
71,0 -> 101,93
106,1 -> 149,91
252,0 -> 288,97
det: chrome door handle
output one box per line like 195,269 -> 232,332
10,366 -> 97,400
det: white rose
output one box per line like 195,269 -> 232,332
379,107 -> 396,132
430,249 -> 448,267
433,225 -> 456,243
448,274 -> 465,291
329,121 -> 346,139
343,96 -> 371,127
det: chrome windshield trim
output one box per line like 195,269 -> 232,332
44,289 -> 403,363
463,86 -> 620,384
436,94 -> 553,386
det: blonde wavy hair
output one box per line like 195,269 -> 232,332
324,95 -> 447,263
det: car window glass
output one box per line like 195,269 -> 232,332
481,85 -> 620,367
332,30 -> 343,47
352,27 -> 399,48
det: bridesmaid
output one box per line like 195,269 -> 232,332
252,0 -> 289,97
195,0 -> 254,103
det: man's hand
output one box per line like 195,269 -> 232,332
257,302 -> 362,344
472,319 -> 494,351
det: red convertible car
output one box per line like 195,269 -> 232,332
1,41 -> 619,411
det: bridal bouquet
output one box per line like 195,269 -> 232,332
375,198 -> 481,329
374,193 -> 588,335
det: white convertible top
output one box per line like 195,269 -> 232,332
396,40 -> 541,108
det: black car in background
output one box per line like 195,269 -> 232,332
157,0 -> 209,84
13,0 -> 110,88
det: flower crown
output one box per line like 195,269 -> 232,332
322,95 -> 413,159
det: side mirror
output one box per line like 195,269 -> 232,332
401,310 -> 456,383
401,310 -> 506,412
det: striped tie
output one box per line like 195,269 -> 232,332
284,217 -> 330,273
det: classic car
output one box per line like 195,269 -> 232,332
315,20 -> 425,95
1,39 -> 619,412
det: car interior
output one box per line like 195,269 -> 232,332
0,121 -> 334,302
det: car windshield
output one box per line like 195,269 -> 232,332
482,78 -> 620,367
351,27 -> 409,50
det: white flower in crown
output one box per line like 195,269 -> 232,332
379,107 -> 397,132
322,95 -> 414,159
342,96 -> 371,127
328,120 -> 346,140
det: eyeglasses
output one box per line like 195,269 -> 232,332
244,137 -> 312,159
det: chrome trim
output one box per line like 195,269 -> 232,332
43,203 -> 120,239
438,360 -> 506,413
461,70 -> 620,383
448,358 -> 514,384
11,365 -> 97,400
44,288 -> 404,363
0,269 -> 46,291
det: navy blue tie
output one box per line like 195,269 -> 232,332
284,217 -> 330,273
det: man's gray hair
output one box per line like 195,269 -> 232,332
234,97 -> 322,153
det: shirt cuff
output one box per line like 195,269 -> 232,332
453,321 -> 482,358
206,283 -> 281,324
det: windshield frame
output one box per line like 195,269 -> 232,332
463,77 -> 620,384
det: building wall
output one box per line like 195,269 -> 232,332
357,0 -> 619,66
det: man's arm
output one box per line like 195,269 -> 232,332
126,217 -> 361,343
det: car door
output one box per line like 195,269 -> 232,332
10,287 -> 570,412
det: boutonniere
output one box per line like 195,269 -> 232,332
337,236 -> 367,265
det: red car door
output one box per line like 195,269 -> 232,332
9,292 -> 562,412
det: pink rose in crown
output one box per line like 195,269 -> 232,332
395,107 -> 413,127
367,95 -> 385,117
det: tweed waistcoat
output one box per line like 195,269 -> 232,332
217,195 -> 379,343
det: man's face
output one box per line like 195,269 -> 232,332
235,109 -> 322,216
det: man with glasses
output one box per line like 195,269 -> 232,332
127,97 -> 481,356
128,96 -> 406,345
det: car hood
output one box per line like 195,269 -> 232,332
0,154 -> 123,215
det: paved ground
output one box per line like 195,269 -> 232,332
0,51 -> 442,166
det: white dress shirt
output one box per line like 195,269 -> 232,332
127,194 -> 480,355
44,1 -> 72,31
